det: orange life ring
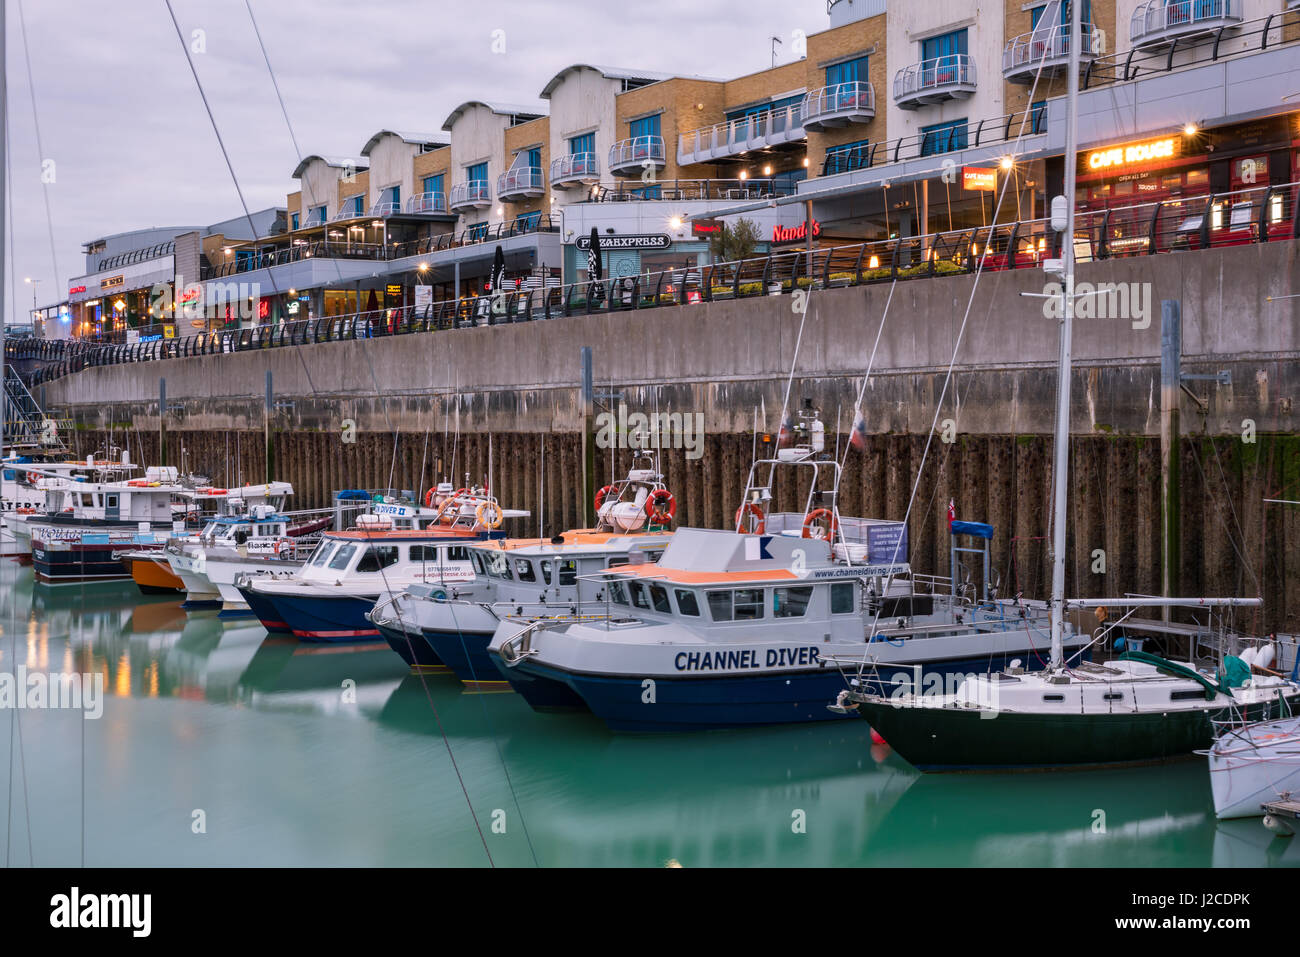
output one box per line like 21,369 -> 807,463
127,479 -> 149,487
801,508 -> 839,540
475,501 -> 503,529
645,489 -> 676,525
735,502 -> 765,534
26,471 -> 42,485
424,487 -> 435,508
274,538 -> 294,559
594,484 -> 619,513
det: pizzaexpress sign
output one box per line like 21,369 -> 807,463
574,233 -> 672,250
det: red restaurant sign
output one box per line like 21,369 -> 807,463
771,221 -> 821,244
962,167 -> 997,192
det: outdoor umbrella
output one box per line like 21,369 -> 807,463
491,245 -> 506,293
587,228 -> 604,303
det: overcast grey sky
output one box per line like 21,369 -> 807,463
3,0 -> 829,323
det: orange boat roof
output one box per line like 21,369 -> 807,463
611,564 -> 798,585
474,529 -> 673,551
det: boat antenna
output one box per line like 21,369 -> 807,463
1048,0 -> 1083,670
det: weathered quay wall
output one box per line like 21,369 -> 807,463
40,240 -> 1300,632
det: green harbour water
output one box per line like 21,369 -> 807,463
1,561 -> 1295,868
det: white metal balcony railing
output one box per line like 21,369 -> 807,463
1002,24 -> 1097,80
608,135 -> 666,175
893,54 -> 977,109
405,191 -> 448,214
1131,0 -> 1242,47
801,82 -> 875,132
549,152 -> 600,187
368,201 -> 401,217
331,203 -> 367,221
677,104 -> 807,164
449,180 -> 492,209
300,212 -> 326,228
496,166 -> 545,199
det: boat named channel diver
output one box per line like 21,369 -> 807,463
486,525 -> 1080,731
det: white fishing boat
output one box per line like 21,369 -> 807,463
1,454 -> 141,557
240,486 -> 528,641
369,452 -> 675,679
487,407 -> 1075,731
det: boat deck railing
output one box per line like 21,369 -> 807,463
16,179 -> 1300,383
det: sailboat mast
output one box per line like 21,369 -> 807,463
1,0 -> 7,462
1049,0 -> 1082,669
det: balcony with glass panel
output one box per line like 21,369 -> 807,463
1003,23 -> 1097,83
893,54 -> 976,110
449,180 -> 492,211
608,136 -> 665,177
404,192 -> 448,214
1130,0 -> 1242,49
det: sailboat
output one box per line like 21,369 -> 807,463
836,5 -> 1300,770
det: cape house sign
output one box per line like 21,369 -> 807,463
575,233 -> 672,250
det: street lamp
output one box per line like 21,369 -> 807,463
23,277 -> 39,311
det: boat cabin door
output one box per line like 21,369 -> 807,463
105,493 -> 120,521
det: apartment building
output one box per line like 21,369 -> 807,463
62,0 -> 1300,340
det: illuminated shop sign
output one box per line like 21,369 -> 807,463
100,275 -> 125,289
962,167 -> 997,192
574,234 -> 672,250
771,221 -> 821,244
68,285 -> 87,295
1085,138 -> 1177,171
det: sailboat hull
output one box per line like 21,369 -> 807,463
855,693 -> 1300,772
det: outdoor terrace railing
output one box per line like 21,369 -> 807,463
23,181 -> 1298,384
497,166 -> 545,198
404,191 -> 448,214
1131,0 -> 1241,46
1002,23 -> 1097,78
550,152 -> 600,186
801,82 -> 875,131
893,54 -> 977,107
583,178 -> 800,203
677,104 -> 806,162
369,201 -> 401,217
608,135 -> 665,174
94,241 -> 177,272
449,180 -> 492,209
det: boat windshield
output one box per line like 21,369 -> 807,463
328,543 -> 358,571
310,541 -> 338,567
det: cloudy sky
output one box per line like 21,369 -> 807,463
4,0 -> 829,324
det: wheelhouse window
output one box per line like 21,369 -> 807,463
539,559 -> 553,585
774,586 -> 814,618
629,581 -> 651,610
706,588 -> 766,621
514,559 -> 537,582
310,541 -> 336,566
410,545 -> 439,562
707,590 -> 733,621
674,589 -> 700,616
831,582 -> 856,614
446,545 -> 469,562
608,580 -> 629,605
356,545 -> 399,572
557,560 -> 577,587
649,584 -> 672,614
328,543 -> 357,570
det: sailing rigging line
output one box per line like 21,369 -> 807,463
15,0 -> 59,304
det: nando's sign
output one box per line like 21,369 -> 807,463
771,220 -> 821,245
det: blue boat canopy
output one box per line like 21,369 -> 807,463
335,489 -> 370,501
951,520 -> 994,540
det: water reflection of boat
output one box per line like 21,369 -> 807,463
858,760 -> 1220,866
1211,817 -> 1300,867
235,637 -> 409,717
127,598 -> 188,634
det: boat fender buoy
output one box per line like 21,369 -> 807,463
644,489 -> 676,525
735,502 -> 766,534
870,727 -> 886,746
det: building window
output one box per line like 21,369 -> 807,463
514,210 -> 541,231
527,147 -> 541,169
467,161 -> 487,184
291,212 -> 299,230
823,139 -> 872,175
629,114 -> 661,141
380,185 -> 400,207
422,173 -> 444,195
825,54 -> 868,87
569,132 -> 594,156
1030,100 -> 1047,134
466,222 -> 488,242
308,204 -> 326,225
341,195 -> 363,217
921,28 -> 968,66
920,119 -> 968,156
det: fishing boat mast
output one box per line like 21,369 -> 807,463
1048,0 -> 1082,670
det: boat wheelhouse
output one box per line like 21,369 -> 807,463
242,487 -> 527,641
370,453 -> 676,678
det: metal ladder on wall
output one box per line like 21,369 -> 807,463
4,366 -> 68,453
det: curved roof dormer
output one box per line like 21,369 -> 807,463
538,63 -> 676,99
291,154 -> 369,179
360,130 -> 448,156
440,100 -> 546,132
